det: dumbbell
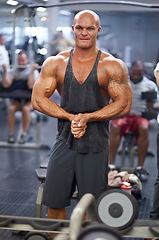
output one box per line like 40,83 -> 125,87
77,223 -> 123,240
96,189 -> 139,232
24,232 -> 49,240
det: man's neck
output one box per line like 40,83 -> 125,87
73,46 -> 98,61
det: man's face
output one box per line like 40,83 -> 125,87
0,35 -> 6,45
18,53 -> 29,70
130,67 -> 144,83
72,13 -> 101,49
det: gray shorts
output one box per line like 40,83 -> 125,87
43,139 -> 109,209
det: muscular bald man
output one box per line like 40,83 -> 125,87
31,10 -> 132,231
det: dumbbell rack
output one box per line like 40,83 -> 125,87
0,192 -> 159,239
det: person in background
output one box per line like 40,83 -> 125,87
50,30 -> 75,56
150,62 -> 159,219
2,51 -> 39,144
31,10 -> 132,239
154,62 -> 159,86
0,33 -> 10,82
109,60 -> 159,181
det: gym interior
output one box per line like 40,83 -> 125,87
0,0 -> 159,239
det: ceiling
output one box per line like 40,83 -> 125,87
0,0 -> 159,16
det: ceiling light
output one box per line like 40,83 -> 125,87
6,0 -> 19,6
41,17 -> 47,22
37,7 -> 46,12
11,9 -> 16,13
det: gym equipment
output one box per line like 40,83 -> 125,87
9,65 -> 42,70
0,191 -> 159,239
77,223 -> 123,240
121,131 -> 135,172
24,232 -> 49,240
141,91 -> 157,100
22,1 -> 159,9
141,91 -> 158,120
97,189 -> 139,231
36,169 -> 47,218
120,90 -> 158,171
149,225 -> 159,237
0,193 -> 97,240
0,81 -> 50,149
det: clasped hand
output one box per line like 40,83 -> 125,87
71,113 -> 87,138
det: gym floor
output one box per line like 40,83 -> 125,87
0,93 -> 158,240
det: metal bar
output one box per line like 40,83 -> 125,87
13,0 -> 159,15
0,214 -> 70,234
121,139 -> 126,168
0,214 -> 159,238
12,10 -> 16,65
69,193 -> 97,240
25,1 -> 159,9
129,142 -> 134,169
9,65 -> 42,69
36,183 -> 45,218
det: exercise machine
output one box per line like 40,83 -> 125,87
0,190 -> 159,239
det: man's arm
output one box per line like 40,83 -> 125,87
31,56 -> 74,122
27,64 -> 39,89
2,64 -> 13,88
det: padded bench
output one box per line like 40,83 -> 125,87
35,168 -> 47,218
35,156 -> 49,217
35,156 -> 78,218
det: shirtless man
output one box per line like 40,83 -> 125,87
31,10 -> 132,228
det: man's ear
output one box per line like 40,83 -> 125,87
97,26 -> 101,35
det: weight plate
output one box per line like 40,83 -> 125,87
77,223 -> 123,240
97,189 -> 139,230
24,232 -> 49,240
28,220 -> 62,230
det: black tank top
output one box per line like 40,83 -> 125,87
57,49 -> 109,153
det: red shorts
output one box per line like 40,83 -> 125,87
111,115 -> 150,139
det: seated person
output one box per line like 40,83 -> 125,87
0,33 -> 10,82
109,60 -> 159,181
2,50 -> 39,144
154,62 -> 159,86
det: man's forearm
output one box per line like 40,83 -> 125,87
2,65 -> 12,88
28,71 -> 35,89
32,96 -> 74,122
85,100 -> 131,122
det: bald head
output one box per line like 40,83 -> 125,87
72,10 -> 101,50
131,60 -> 144,71
130,60 -> 145,83
74,10 -> 100,28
